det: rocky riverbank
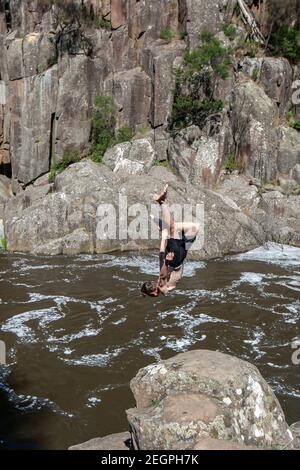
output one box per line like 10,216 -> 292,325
1,159 -> 299,257
69,349 -> 300,450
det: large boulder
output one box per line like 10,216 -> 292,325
229,80 -> 279,183
127,350 -> 294,450
103,135 -> 156,175
259,58 -> 293,117
292,164 -> 300,183
290,422 -> 300,450
168,125 -> 225,188
69,432 -> 131,451
257,191 -> 300,247
3,159 -> 266,257
217,174 -> 260,212
240,57 -> 293,117
277,126 -> 300,177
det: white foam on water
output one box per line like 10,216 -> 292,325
271,301 -> 300,324
157,302 -> 224,353
102,255 -> 159,275
279,279 -> 300,293
29,293 -> 75,306
244,328 -> 266,359
100,255 -> 205,277
0,307 -> 63,343
13,283 -> 36,288
267,362 -> 290,369
0,367 -> 74,417
17,264 -> 63,272
141,347 -> 162,361
112,317 -> 127,325
228,242 -> 300,267
48,326 -> 102,344
63,348 -> 74,355
28,293 -> 117,313
86,397 -> 102,408
159,303 -> 228,325
239,272 -> 265,285
76,254 -> 115,262
165,336 -> 195,353
181,261 -> 206,277
179,288 -> 227,303
271,381 -> 300,399
62,348 -> 123,367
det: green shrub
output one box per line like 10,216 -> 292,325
269,26 -> 300,63
251,67 -> 259,81
221,23 -> 237,41
286,109 -> 300,131
290,119 -> 300,131
153,159 -> 174,173
170,32 -> 232,130
89,96 -> 134,162
223,154 -> 237,173
153,159 -> 168,167
0,238 -> 7,251
36,63 -> 45,74
160,28 -> 175,41
180,31 -> 188,40
96,16 -> 112,31
183,32 -> 233,79
115,127 -> 134,144
243,39 -> 259,58
49,148 -> 80,183
289,185 -> 300,195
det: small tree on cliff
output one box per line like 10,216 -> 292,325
170,32 -> 233,132
265,0 -> 300,62
90,96 -> 133,162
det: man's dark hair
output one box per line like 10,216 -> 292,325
141,281 -> 157,297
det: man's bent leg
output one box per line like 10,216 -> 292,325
160,202 -> 175,238
174,222 -> 200,239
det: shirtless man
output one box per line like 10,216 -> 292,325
141,185 -> 200,297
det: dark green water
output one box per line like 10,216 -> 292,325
0,243 -> 299,449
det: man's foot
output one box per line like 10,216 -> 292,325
154,184 -> 168,205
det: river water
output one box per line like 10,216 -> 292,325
0,243 -> 299,449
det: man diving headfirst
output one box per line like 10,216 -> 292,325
141,184 -> 200,297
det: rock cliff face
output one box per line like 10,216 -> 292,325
0,0 -> 191,184
69,349 -> 296,450
0,0 -> 299,255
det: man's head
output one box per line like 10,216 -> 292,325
141,281 -> 159,297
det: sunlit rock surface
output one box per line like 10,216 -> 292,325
69,349 -> 295,450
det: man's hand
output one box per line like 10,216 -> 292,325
166,252 -> 175,262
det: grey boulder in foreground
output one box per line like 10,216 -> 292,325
69,350 -> 297,450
